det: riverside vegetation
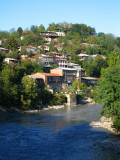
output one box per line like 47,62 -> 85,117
0,23 -> 120,131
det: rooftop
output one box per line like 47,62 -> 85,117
28,75 -> 43,79
55,58 -> 66,61
82,77 -> 100,80
34,72 -> 62,77
77,53 -> 89,57
51,67 -> 78,71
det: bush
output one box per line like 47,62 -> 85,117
76,93 -> 83,104
50,94 -> 67,105
94,65 -> 120,131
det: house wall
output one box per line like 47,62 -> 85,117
47,76 -> 62,92
50,69 -> 63,76
26,47 -> 37,53
81,77 -> 98,86
34,73 -> 47,83
47,82 -> 62,92
51,68 -> 81,86
63,70 -> 77,83
0,47 -> 9,53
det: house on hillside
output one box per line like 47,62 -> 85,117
33,72 -> 63,92
90,54 -> 106,59
81,77 -> 99,86
28,74 -> 45,90
40,31 -> 65,37
40,31 -> 65,44
51,67 -> 81,87
54,58 -> 68,68
77,53 -> 89,61
47,52 -> 65,59
4,58 -> 19,66
0,47 -> 9,53
21,55 -> 28,60
21,54 -> 53,68
26,46 -> 37,53
54,45 -> 63,51
38,45 -> 50,51
41,54 -> 54,67
68,63 -> 81,70
44,37 -> 52,44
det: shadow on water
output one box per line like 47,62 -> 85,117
0,104 -> 120,160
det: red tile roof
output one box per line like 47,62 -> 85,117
55,58 -> 66,61
34,73 -> 62,77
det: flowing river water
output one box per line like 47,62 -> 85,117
0,104 -> 120,160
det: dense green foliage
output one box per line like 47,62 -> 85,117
76,93 -> 83,104
0,65 -> 66,110
17,27 -> 23,36
7,35 -> 18,50
83,55 -> 108,77
94,65 -> 120,131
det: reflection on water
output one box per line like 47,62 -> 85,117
0,104 -> 119,160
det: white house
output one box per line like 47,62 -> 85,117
77,53 -> 89,61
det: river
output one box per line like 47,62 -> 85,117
0,104 -> 120,160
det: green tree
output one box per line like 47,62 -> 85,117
83,55 -> 108,77
50,63 -> 57,69
38,88 -> 53,105
70,24 -> 96,39
21,32 -> 44,46
21,76 -> 38,110
32,57 -> 44,73
7,35 -> 18,50
94,65 -> 120,131
21,60 -> 34,74
97,33 -> 115,56
71,80 -> 81,92
0,52 -> 5,70
50,93 -> 67,105
0,31 -> 10,39
17,27 -> 23,36
115,37 -> 120,48
27,51 -> 34,57
108,51 -> 119,67
47,23 -> 63,31
0,66 -> 19,109
86,45 -> 100,55
30,25 -> 38,34
49,45 -> 58,52
38,24 -> 45,32
6,50 -> 20,60
14,63 -> 26,83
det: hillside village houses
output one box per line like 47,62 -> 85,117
40,31 -> 65,44
29,66 -> 81,93
0,47 -> 9,54
0,30 -> 102,93
21,49 -> 82,92
77,53 -> 106,62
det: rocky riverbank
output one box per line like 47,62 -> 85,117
79,97 -> 95,105
0,104 -> 66,113
91,116 -> 120,154
90,116 -> 119,134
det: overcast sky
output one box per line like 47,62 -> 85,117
0,0 -> 120,37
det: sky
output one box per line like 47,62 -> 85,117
0,0 -> 120,37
